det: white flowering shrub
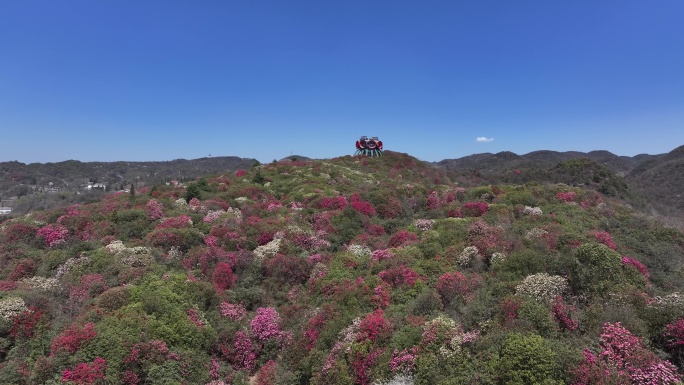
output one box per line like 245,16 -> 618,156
253,237 -> 282,262
516,273 -> 568,303
490,252 -> 507,266
225,207 -> 243,223
457,246 -> 479,267
234,197 -> 249,203
523,206 -> 543,216
414,219 -> 435,231
0,297 -> 27,321
525,227 -> 548,240
20,276 -> 60,291
105,240 -> 153,267
168,246 -> 183,260
346,244 -> 372,258
373,373 -> 415,385
649,292 -> 684,307
174,198 -> 188,209
55,255 -> 91,279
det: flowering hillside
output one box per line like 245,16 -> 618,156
1,151 -> 684,384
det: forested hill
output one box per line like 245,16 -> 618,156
1,151 -> 684,384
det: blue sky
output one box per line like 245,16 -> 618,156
1,1 -> 683,164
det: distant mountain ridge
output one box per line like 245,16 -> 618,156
436,149 -> 663,176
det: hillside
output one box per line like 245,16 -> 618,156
0,156 -> 258,215
1,152 -> 684,384
627,145 -> 684,225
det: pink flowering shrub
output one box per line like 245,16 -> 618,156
187,308 -> 205,328
591,230 -> 617,250
61,357 -> 106,384
156,215 -> 193,230
350,193 -> 376,216
389,347 -> 418,373
145,199 -> 164,220
622,256 -> 650,280
556,191 -> 577,202
250,307 -> 284,343
371,249 -> 393,262
379,265 -> 421,288
427,191 -> 442,209
51,322 -> 97,356
226,330 -> 257,373
387,230 -> 418,248
220,302 -> 247,322
371,284 -> 391,309
572,322 -> 681,384
236,169 -> 246,177
37,223 -> 69,247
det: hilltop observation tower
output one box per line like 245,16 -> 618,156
355,136 -> 384,157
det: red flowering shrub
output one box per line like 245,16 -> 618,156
364,224 -> 385,236
350,193 -> 376,216
622,256 -> 650,280
351,346 -> 382,385
3,222 -> 38,243
264,254 -> 311,285
317,196 -> 348,210
387,230 -> 418,248
664,318 -> 684,364
556,191 -> 577,202
10,306 -> 43,339
358,309 -> 392,342
378,196 -> 403,219
461,201 -> 489,217
61,357 -> 106,385
124,340 -> 178,385
436,271 -> 480,304
379,265 -> 421,288
499,297 -> 522,325
591,230 -> 617,250
8,258 -> 36,281
37,223 -> 69,247
0,280 -> 18,291
303,306 -> 334,350
552,296 -> 579,332
211,262 -> 236,291
51,322 -> 97,356
256,360 -> 277,385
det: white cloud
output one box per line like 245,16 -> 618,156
476,137 -> 494,142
